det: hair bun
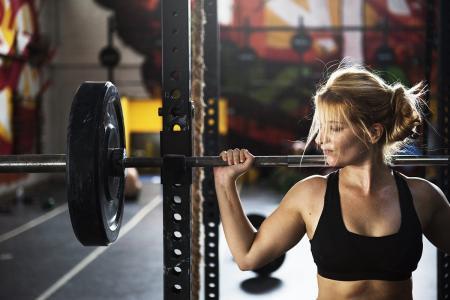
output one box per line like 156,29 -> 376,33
388,84 -> 422,143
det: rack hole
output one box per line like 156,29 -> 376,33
172,284 -> 182,293
170,70 -> 180,81
173,196 -> 182,204
174,213 -> 182,222
172,124 -> 182,132
171,89 -> 181,100
173,231 -> 182,239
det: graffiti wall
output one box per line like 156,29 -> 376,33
218,0 -> 431,153
0,0 -> 50,183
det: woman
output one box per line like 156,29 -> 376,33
213,66 -> 450,300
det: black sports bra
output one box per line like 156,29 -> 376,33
309,169 -> 423,281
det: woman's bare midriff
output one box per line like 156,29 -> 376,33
316,274 -> 413,300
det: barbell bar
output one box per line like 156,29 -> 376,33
1,81 -> 448,247
0,154 -> 449,173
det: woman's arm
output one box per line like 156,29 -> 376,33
414,178 -> 450,254
214,178 -> 258,270
244,180 -> 310,270
213,149 -> 310,270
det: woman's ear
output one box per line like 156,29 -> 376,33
369,123 -> 384,144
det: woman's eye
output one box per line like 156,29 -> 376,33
330,127 -> 343,132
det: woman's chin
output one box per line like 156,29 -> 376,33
325,156 -> 339,167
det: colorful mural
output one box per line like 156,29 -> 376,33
0,0 -> 51,182
219,0 -> 430,153
220,1 -> 426,62
92,0 -> 431,153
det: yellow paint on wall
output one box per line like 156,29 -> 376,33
120,97 -> 130,155
218,98 -> 227,135
293,0 -> 310,11
120,97 -> 228,153
328,0 -> 341,26
364,2 -> 378,26
0,0 -> 17,55
126,99 -> 162,132
265,8 -> 293,49
0,87 -> 13,142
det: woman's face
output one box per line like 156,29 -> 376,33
315,120 -> 370,167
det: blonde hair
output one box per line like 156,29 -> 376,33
305,65 -> 426,164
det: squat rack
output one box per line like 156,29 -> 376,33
159,1 -> 450,299
160,1 -> 221,299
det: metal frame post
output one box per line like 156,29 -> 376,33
160,1 -> 193,299
202,1 -> 220,299
437,0 -> 450,299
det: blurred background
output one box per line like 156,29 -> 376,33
0,0 -> 438,192
0,1 -> 443,299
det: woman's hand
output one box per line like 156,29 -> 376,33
213,148 -> 254,182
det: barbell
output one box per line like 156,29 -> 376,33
0,81 -> 448,246
3,154 -> 448,172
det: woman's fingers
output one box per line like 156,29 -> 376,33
218,149 -> 252,165
227,150 -> 233,165
220,150 -> 227,161
239,149 -> 245,163
232,149 -> 240,165
243,149 -> 253,164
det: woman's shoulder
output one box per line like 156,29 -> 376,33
292,173 -> 329,192
282,173 -> 331,230
396,171 -> 448,221
283,173 -> 329,210
396,172 -> 444,198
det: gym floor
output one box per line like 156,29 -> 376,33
0,176 -> 437,300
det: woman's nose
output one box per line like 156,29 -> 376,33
315,133 -> 322,145
315,130 -> 327,145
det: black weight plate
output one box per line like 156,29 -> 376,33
67,81 -> 126,246
247,213 -> 286,276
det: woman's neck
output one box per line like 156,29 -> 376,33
340,153 -> 393,195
